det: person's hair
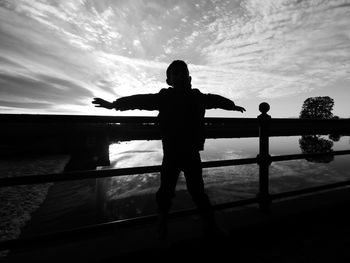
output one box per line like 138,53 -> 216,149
166,60 -> 189,81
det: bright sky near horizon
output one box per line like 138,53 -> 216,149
0,0 -> 349,118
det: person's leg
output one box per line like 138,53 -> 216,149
156,157 -> 180,213
155,154 -> 180,238
183,152 -> 216,232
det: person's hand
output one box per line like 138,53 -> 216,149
92,98 -> 114,109
234,105 -> 246,113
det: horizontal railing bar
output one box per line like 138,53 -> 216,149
1,113 -> 349,124
0,197 -> 258,251
271,150 -> 350,162
0,113 -> 256,124
1,114 -> 350,134
0,166 -> 161,187
0,158 -> 258,187
271,180 -> 350,200
1,114 -> 349,144
202,157 -> 258,168
2,150 -> 350,188
1,113 -> 349,123
0,114 -> 159,124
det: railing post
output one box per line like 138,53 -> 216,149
257,102 -> 272,212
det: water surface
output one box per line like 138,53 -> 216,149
97,136 -> 350,219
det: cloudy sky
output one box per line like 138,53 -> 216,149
0,0 -> 349,117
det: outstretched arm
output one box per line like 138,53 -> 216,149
92,98 -> 114,109
92,94 -> 160,111
204,94 -> 246,113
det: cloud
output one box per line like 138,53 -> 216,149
197,0 -> 350,99
0,100 -> 53,109
0,56 -> 26,70
0,0 -> 350,115
0,72 -> 94,108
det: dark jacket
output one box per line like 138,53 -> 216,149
114,88 -> 235,153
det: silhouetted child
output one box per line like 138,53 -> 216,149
92,60 -> 246,239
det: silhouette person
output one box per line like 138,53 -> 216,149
92,60 -> 246,238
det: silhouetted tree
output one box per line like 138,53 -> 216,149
299,96 -> 335,119
298,96 -> 340,163
299,135 -> 334,163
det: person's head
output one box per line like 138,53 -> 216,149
166,60 -> 192,91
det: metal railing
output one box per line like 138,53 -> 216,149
1,103 -> 350,251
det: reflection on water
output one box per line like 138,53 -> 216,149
97,136 -> 350,220
108,140 -> 163,168
299,135 -> 334,163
